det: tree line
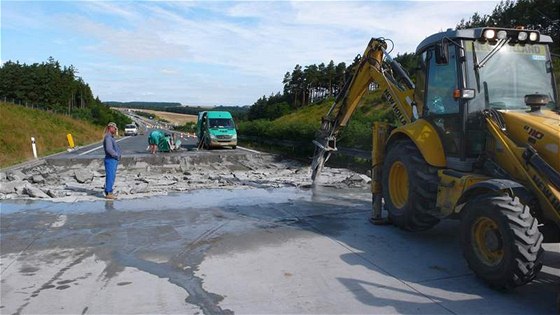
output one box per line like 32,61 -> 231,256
105,101 -> 182,109
248,60 -> 355,121
247,0 -> 559,122
458,0 -> 559,54
248,52 -> 416,121
165,105 -> 249,121
0,57 -> 130,128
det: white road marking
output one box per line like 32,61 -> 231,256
237,146 -> 261,154
78,137 -> 129,156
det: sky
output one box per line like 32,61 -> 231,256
1,0 -> 501,106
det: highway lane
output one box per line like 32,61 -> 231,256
74,130 -> 198,156
50,129 -> 252,162
63,109 -> 238,157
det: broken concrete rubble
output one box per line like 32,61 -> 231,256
0,153 -> 369,202
343,174 -> 371,187
130,183 -> 149,194
32,174 -> 45,184
153,179 -> 177,186
7,170 -> 27,181
74,169 -> 93,183
23,185 -> 50,198
46,189 -> 62,198
0,180 -> 27,194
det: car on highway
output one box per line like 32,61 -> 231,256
124,124 -> 138,136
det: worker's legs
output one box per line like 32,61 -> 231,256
148,132 -> 157,154
104,158 -> 118,194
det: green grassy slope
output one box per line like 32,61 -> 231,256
0,102 -> 104,168
239,90 -> 394,149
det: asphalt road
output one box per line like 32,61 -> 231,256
63,111 -> 202,157
53,128 -> 249,159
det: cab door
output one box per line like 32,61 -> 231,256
416,44 -> 464,164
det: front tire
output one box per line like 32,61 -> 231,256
382,140 -> 440,231
460,194 -> 544,289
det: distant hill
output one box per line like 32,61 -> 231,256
105,101 -> 250,120
165,105 -> 249,120
104,101 -> 182,109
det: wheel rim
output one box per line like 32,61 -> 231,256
472,217 -> 504,266
388,161 -> 408,209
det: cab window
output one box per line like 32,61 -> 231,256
413,51 -> 428,114
425,46 -> 459,115
424,45 -> 461,156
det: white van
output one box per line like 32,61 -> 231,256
124,124 -> 138,136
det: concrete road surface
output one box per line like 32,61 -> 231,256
1,185 -> 559,314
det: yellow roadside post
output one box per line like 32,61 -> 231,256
67,133 -> 75,149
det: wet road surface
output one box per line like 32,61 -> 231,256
1,185 -> 559,314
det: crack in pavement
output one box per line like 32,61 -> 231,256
111,222 -> 233,315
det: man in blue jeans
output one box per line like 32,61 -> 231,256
103,122 -> 122,199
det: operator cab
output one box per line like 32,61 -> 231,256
414,27 -> 557,171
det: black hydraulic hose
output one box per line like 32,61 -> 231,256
381,48 -> 414,90
523,146 -> 560,191
389,60 -> 414,90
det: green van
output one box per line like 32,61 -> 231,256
196,111 -> 237,149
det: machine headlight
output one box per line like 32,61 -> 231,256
232,134 -> 237,140
529,32 -> 538,41
497,30 -> 507,40
518,31 -> 528,41
210,134 -> 217,139
461,89 -> 476,99
483,29 -> 496,40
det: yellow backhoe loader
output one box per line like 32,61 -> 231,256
311,27 -> 560,289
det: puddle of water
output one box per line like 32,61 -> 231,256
0,187 -> 368,215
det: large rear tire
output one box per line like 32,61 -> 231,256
460,194 -> 544,289
382,140 -> 440,231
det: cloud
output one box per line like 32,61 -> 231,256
66,1 -> 501,73
160,68 -> 179,75
82,1 -> 139,20
2,0 -> 501,106
61,15 -> 191,61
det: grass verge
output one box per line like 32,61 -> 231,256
0,102 -> 104,168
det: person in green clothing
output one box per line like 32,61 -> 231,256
148,130 -> 165,154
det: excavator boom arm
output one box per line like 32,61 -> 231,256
311,38 -> 416,181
